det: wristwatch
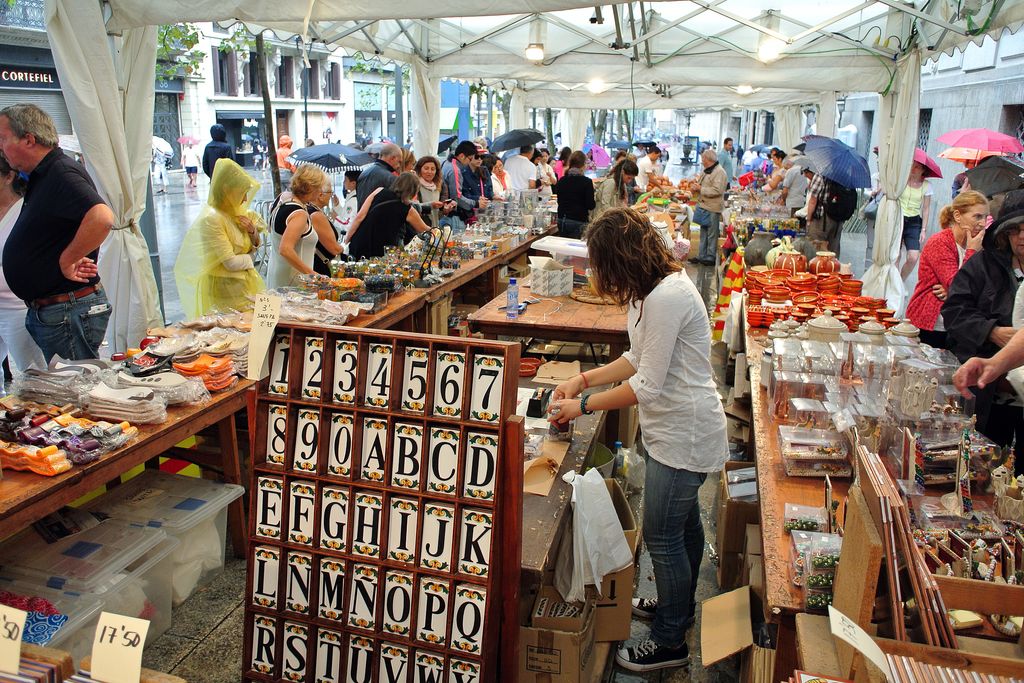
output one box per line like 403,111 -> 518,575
579,394 -> 595,416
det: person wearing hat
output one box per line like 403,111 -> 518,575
943,189 -> 1024,463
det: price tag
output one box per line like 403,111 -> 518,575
247,294 -> 282,381
0,605 -> 26,675
90,612 -> 150,683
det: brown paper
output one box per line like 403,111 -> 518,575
534,360 -> 581,386
524,440 -> 571,495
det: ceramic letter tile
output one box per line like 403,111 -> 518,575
250,546 -> 279,609
382,571 -> 415,639
346,635 -> 374,683
314,629 -> 343,683
265,404 -> 288,466
387,497 -> 419,565
301,337 -> 325,400
415,577 -> 450,646
285,552 -> 312,615
332,340 -> 358,405
451,584 -> 487,656
249,615 -> 276,676
347,564 -> 379,631
351,491 -> 382,558
390,422 -> 423,489
360,417 -> 387,483
426,427 -> 460,496
401,347 -> 429,413
420,503 -> 455,572
268,334 -> 290,395
292,409 -> 320,473
326,413 -> 354,478
458,508 -> 493,579
463,432 -> 498,501
287,480 -> 316,546
281,621 -> 309,681
364,343 -> 394,408
433,351 -> 466,418
414,652 -> 445,682
447,658 -> 482,683
379,642 -> 410,683
469,355 -> 504,423
254,476 -> 283,540
319,486 -> 349,552
318,557 -> 346,622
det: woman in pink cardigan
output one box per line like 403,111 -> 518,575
906,190 -> 989,348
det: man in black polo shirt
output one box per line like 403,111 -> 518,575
0,104 -> 113,361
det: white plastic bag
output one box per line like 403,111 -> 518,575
624,448 -> 646,492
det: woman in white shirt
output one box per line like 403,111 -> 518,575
534,148 -> 557,198
267,165 -> 345,288
548,207 -> 727,674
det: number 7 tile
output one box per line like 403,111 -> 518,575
469,355 -> 505,423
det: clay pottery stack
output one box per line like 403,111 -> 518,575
840,278 -> 863,297
816,273 -> 842,295
764,287 -> 790,304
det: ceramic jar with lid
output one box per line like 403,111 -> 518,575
807,310 -> 847,343
889,320 -> 921,340
858,319 -> 887,345
808,251 -> 840,275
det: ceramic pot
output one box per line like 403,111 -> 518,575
775,250 -> 807,275
890,320 -> 921,339
808,251 -> 840,275
807,310 -> 847,343
744,231 -> 775,268
791,235 -> 818,263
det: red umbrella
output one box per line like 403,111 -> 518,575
177,135 -> 200,145
913,148 -> 942,179
936,128 -> 1024,154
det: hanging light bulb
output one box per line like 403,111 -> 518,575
526,17 -> 546,62
525,44 -> 545,61
736,84 -> 755,95
756,11 -> 785,64
586,78 -> 605,94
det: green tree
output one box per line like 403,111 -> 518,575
156,23 -> 205,80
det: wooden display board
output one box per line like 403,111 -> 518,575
243,323 -> 523,683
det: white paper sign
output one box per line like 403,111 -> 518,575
827,605 -> 893,683
90,612 -> 151,683
247,294 -> 282,380
0,604 -> 26,675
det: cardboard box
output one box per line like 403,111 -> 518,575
592,479 -> 640,642
716,461 -> 760,558
521,587 -> 598,683
744,524 -> 762,558
531,266 -> 573,297
702,586 -> 775,682
718,551 -> 744,590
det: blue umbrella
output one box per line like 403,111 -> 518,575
605,139 -> 630,150
801,135 -> 871,188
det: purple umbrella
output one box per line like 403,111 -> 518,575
583,143 -> 611,167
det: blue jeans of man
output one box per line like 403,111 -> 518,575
26,288 -> 111,362
698,210 -> 722,262
643,456 -> 707,648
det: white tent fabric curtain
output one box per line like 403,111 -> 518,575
562,109 -> 588,151
816,91 -> 837,138
862,52 -> 922,310
509,88 -> 529,131
410,58 -> 440,162
45,0 -> 162,352
773,105 -> 804,152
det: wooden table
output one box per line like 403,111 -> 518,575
0,381 -> 253,557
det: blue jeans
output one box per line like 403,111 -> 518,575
643,457 -> 707,648
697,209 -> 721,262
26,289 -> 111,362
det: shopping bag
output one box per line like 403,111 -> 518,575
692,206 -> 712,228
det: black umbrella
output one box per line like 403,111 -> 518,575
965,155 -> 1024,197
793,142 -> 806,153
633,140 -> 656,148
437,135 -> 457,154
605,139 -> 630,150
490,128 -> 544,153
289,143 -> 373,170
749,143 -> 771,153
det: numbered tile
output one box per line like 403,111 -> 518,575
326,413 -> 354,478
360,417 -> 387,483
458,508 -> 493,579
250,615 -> 276,676
351,491 -> 383,558
390,422 -> 423,489
346,635 -> 374,683
254,476 -> 284,540
287,481 -> 316,546
301,337 -> 325,400
401,347 -> 429,413
268,334 -> 291,395
250,546 -> 280,609
265,404 -> 288,466
281,621 -> 309,682
420,503 -> 455,572
469,355 -> 505,423
416,578 -> 451,646
364,343 -> 394,408
447,658 -> 482,683
319,486 -> 349,552
285,552 -> 312,615
382,571 -> 415,638
387,498 -> 419,565
314,629 -> 343,683
292,409 -> 320,473
318,557 -> 346,621
451,584 -> 487,656
433,351 -> 467,418
379,643 -> 410,683
426,427 -> 460,496
347,564 -> 379,631
332,340 -> 358,404
463,432 -> 498,501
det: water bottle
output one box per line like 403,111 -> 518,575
506,277 -> 519,320
613,441 -> 624,477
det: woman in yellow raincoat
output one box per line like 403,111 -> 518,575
174,158 -> 266,317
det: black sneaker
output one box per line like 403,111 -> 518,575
615,639 -> 689,672
687,257 -> 702,264
632,597 -> 657,619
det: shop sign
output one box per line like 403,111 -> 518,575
0,66 -> 59,90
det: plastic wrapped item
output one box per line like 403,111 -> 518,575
889,358 -> 946,419
786,399 -> 831,429
802,533 -> 842,612
0,441 -> 71,476
790,530 -> 835,586
112,372 -> 210,406
83,384 -> 168,424
772,338 -> 806,373
11,365 -> 103,407
622,447 -> 646,492
851,403 -> 885,452
801,340 -> 837,375
784,502 -> 828,534
771,372 -> 827,420
913,497 -> 1005,541
779,426 -> 851,478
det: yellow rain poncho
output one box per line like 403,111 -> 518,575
174,159 -> 266,318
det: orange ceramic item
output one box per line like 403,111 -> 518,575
775,251 -> 807,275
808,251 -> 840,275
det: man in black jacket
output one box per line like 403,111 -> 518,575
202,124 -> 235,179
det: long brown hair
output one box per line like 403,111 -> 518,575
585,207 -> 680,306
414,155 -> 442,190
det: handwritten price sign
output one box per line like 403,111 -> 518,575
0,605 -> 26,675
91,612 -> 150,683
247,294 -> 282,381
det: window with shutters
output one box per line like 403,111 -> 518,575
276,56 -> 295,98
213,50 -> 238,96
329,63 -> 342,100
308,61 -> 320,99
244,52 -> 261,97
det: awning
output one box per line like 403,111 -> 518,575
215,110 -> 265,120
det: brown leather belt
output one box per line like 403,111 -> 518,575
29,284 -> 102,309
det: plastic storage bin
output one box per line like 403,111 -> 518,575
84,470 -> 244,605
0,577 -> 103,665
532,235 -> 590,276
